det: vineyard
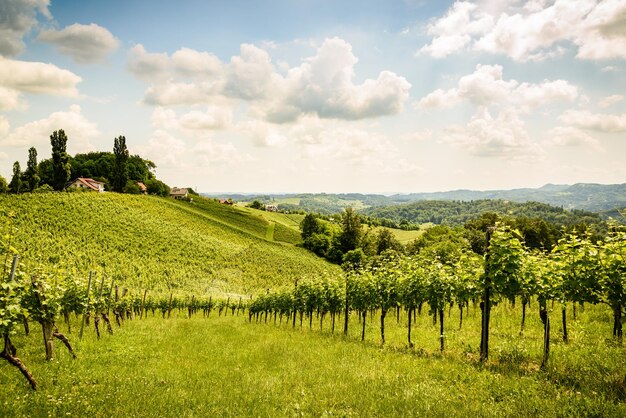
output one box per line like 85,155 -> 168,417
0,193 -> 337,293
248,224 -> 626,363
2,193 -> 626,415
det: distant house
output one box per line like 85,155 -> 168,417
170,187 -> 189,199
136,182 -> 147,194
219,199 -> 234,205
265,204 -> 278,212
67,177 -> 105,192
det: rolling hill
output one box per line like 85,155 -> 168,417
0,193 -> 338,295
208,182 -> 626,215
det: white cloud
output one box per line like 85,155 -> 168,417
419,1 -> 494,58
179,106 -> 232,132
304,128 -> 395,165
131,38 -> 411,121
171,47 -> 222,78
277,38 -> 411,121
0,0 -> 50,57
598,94 -> 624,108
128,44 -> 222,81
0,105 -> 99,152
513,79 -> 579,111
143,80 -> 222,106
575,0 -> 626,59
0,86 -> 24,111
548,126 -> 602,150
0,56 -> 81,96
193,141 -> 253,166
238,120 -> 288,147
418,64 -> 577,110
442,107 -> 544,159
416,88 -> 461,109
420,0 -> 626,61
38,23 -> 119,63
127,44 -> 171,81
0,116 -> 10,136
134,130 -> 186,168
151,107 -> 179,130
559,109 -> 626,132
223,44 -> 279,100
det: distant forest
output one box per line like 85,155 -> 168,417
360,200 -> 604,229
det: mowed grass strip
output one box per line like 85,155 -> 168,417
1,306 -> 624,417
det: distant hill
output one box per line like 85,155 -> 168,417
206,182 -> 626,215
388,183 -> 626,212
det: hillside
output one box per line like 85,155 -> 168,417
0,193 -> 337,294
208,182 -> 626,215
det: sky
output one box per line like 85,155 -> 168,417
0,0 -> 625,194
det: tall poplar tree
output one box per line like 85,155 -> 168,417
24,147 -> 40,191
0,175 -> 8,193
112,135 -> 129,192
50,130 -> 71,191
9,161 -> 23,194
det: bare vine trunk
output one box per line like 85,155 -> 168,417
380,309 -> 387,345
361,311 -> 367,341
1,335 -> 37,390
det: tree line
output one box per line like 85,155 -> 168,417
299,207 -> 607,267
0,130 -> 170,196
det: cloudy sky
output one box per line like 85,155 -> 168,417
1,0 -> 625,193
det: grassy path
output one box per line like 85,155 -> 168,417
2,310 -> 625,417
266,221 -> 275,241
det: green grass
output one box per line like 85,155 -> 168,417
266,222 -> 275,240
2,302 -> 625,417
0,193 -> 336,293
365,225 -> 424,244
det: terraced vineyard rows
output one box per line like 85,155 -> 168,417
0,193 -> 337,293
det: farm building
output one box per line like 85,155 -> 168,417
265,204 -> 278,212
66,177 -> 105,192
170,187 -> 189,199
136,182 -> 147,194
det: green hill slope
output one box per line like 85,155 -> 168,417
0,193 -> 337,294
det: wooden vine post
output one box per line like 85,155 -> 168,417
79,272 -> 93,340
480,227 -> 494,363
140,289 -> 147,319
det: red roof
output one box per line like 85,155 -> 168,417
71,177 -> 104,191
136,182 -> 147,192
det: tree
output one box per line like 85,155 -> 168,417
145,179 -> 170,196
50,130 -> 71,191
123,180 -> 141,194
9,161 -> 22,194
337,208 -> 362,254
300,213 -> 321,240
248,200 -> 264,210
112,136 -> 129,192
0,175 -> 8,194
375,229 -> 403,255
24,147 -> 40,192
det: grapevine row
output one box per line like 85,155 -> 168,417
248,223 -> 626,367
